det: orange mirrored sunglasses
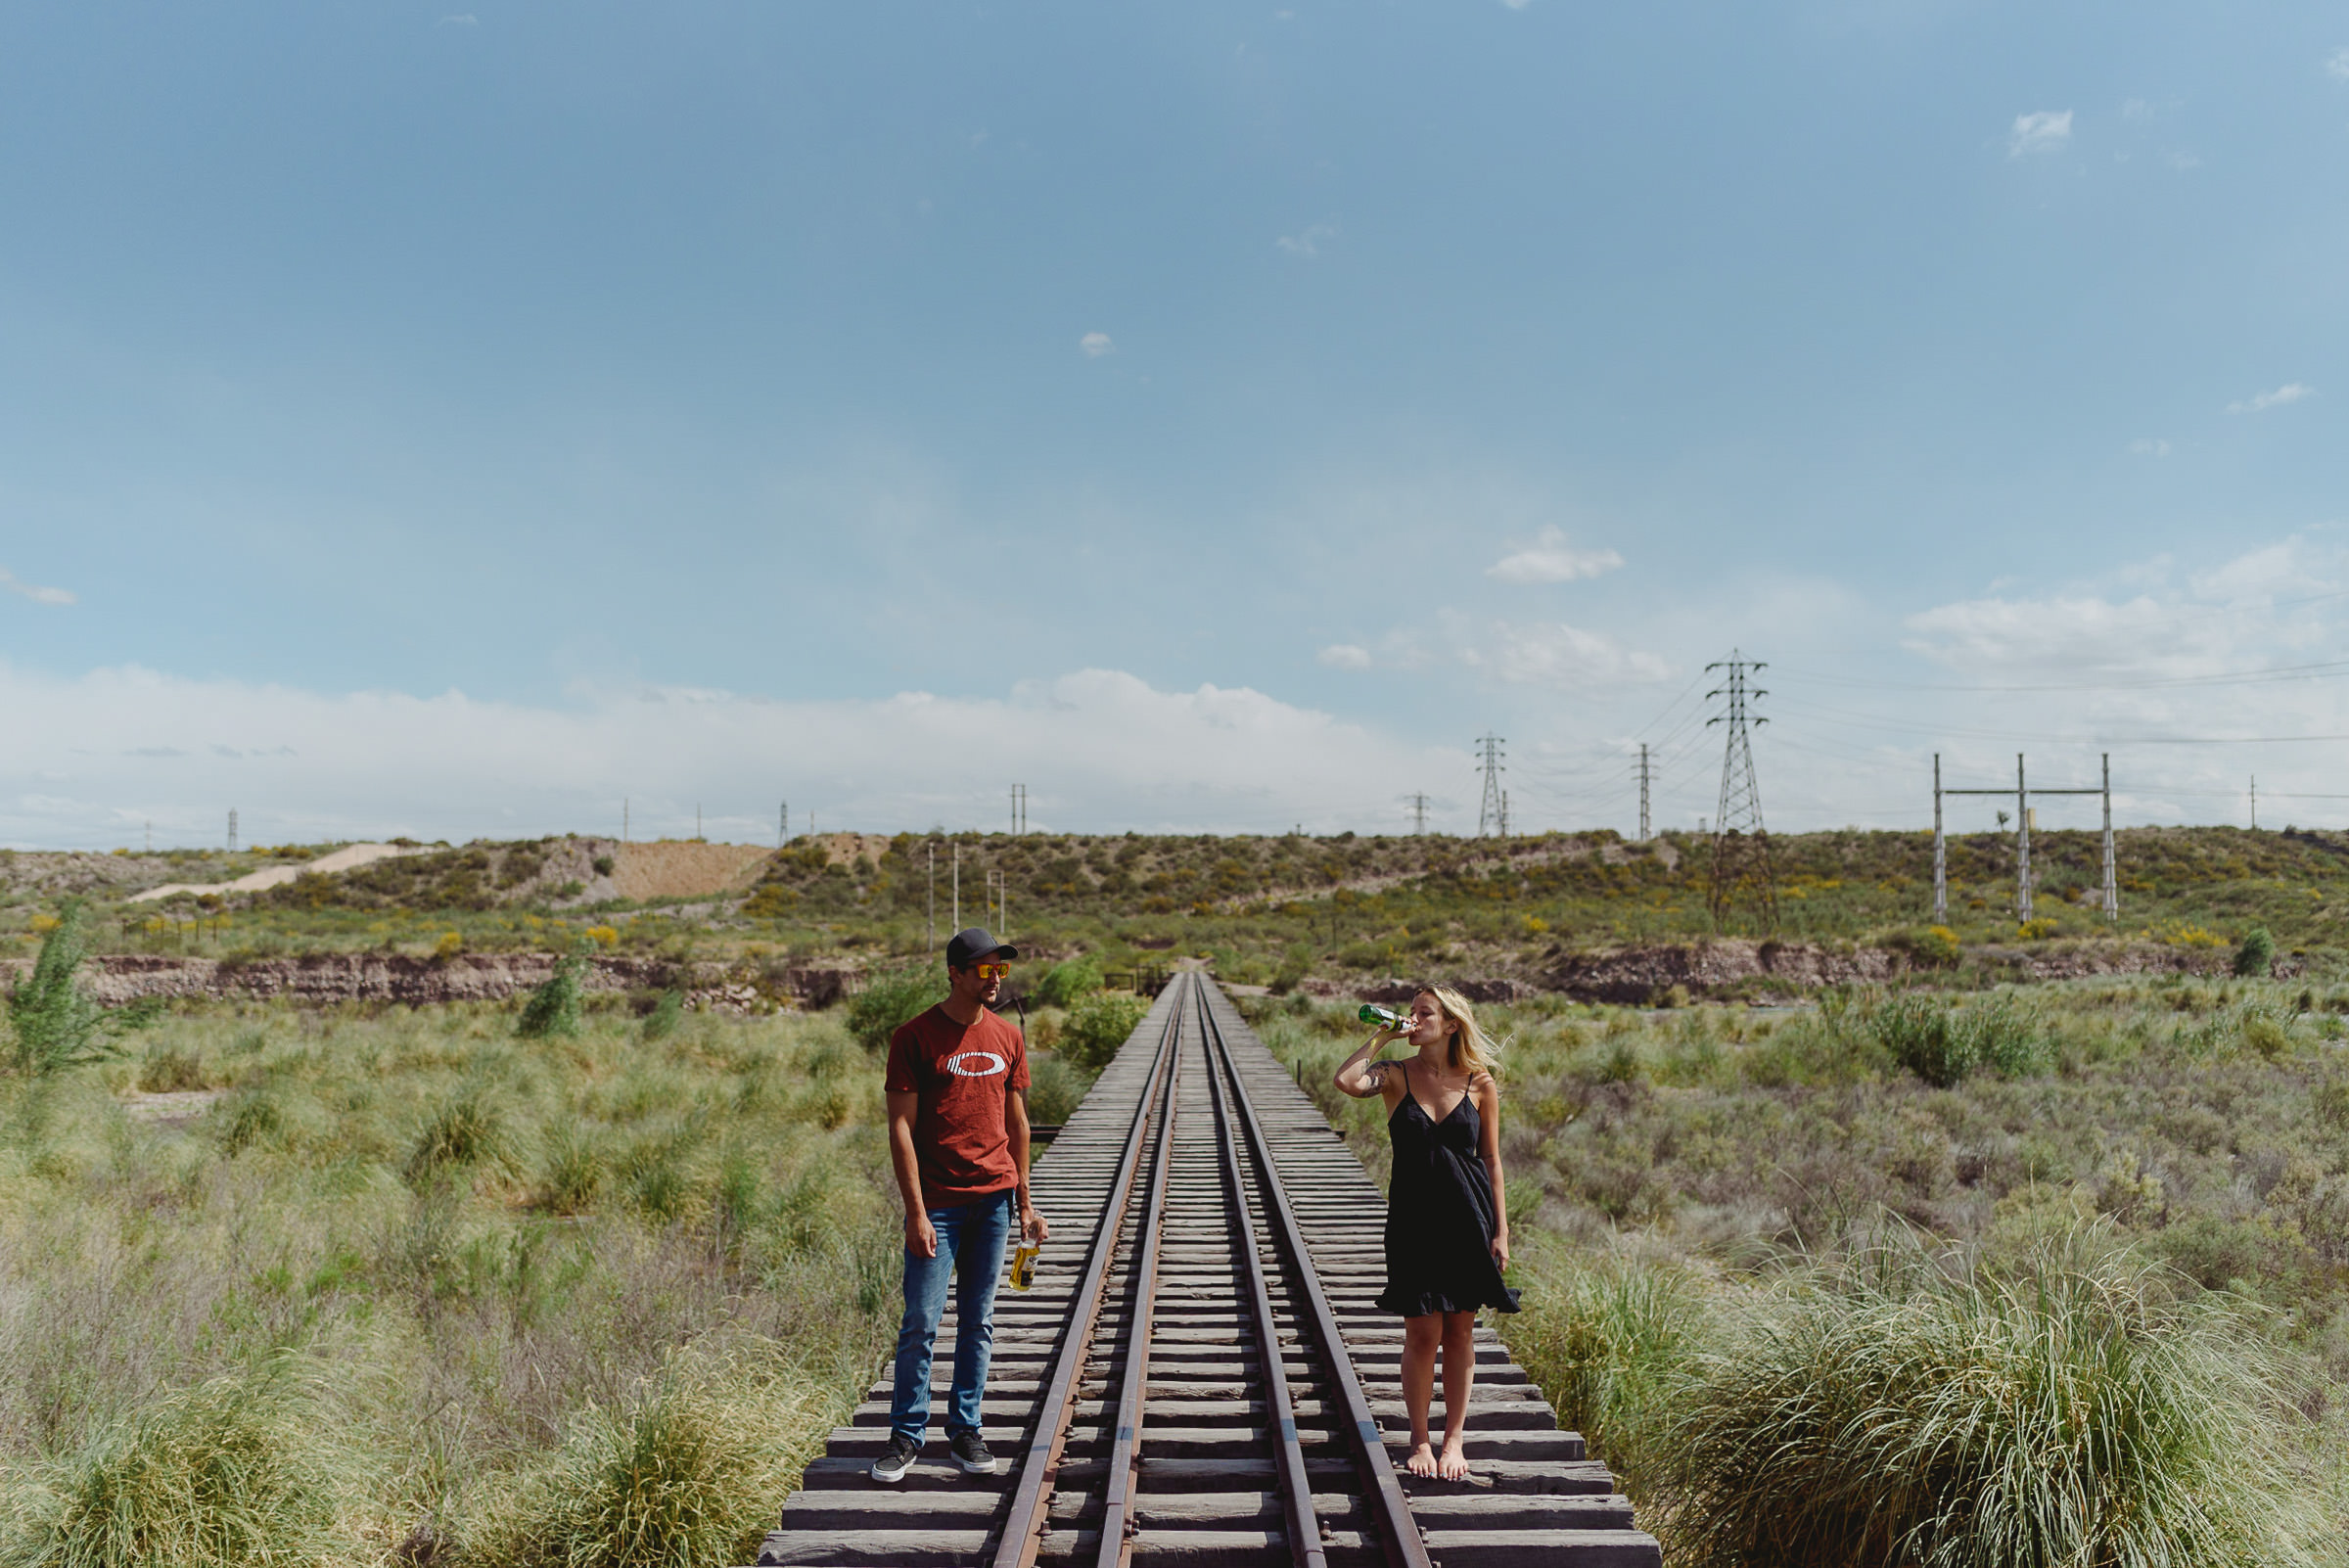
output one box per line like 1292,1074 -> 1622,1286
972,962 -> 1011,981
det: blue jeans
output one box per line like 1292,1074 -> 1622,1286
889,1189 -> 1013,1447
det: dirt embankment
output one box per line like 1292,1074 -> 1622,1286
1321,939 -> 2239,1006
609,841 -> 775,902
0,952 -> 861,1011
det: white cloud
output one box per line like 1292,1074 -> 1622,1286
1485,527 -> 1624,584
1276,223 -> 1337,259
2128,438 -> 2171,457
0,569 -> 74,606
1079,332 -> 1114,358
1470,623 -> 1671,687
2327,47 -> 2349,81
0,664 -> 1471,846
1371,613 -> 1669,691
2122,97 -> 2155,122
2228,383 -> 2315,414
1903,534 -> 2344,683
2008,111 -> 2073,158
1317,644 -> 1373,670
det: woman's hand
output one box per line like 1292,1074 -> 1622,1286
1490,1227 -> 1510,1270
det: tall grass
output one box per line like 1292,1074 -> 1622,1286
1500,1247 -> 1706,1492
466,1349 -> 828,1568
0,999 -> 903,1566
0,1361 -> 351,1568
1658,1228 -> 2320,1568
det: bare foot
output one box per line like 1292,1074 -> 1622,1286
1405,1442 -> 1438,1478
1438,1440 -> 1471,1482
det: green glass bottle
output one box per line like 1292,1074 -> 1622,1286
1359,1003 -> 1406,1028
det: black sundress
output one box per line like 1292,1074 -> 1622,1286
1376,1061 -> 1522,1318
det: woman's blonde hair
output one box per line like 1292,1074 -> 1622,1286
1416,985 -> 1500,1078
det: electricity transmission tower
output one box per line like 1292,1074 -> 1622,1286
227,808 -> 239,853
1011,785 -> 1027,834
1704,653 -> 1776,933
1637,744 -> 1650,842
1475,734 -> 1507,838
1405,794 -> 1430,834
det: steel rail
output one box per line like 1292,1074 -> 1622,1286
990,984 -> 1183,1568
1198,991 -> 1434,1568
1197,982 -> 1327,1568
1092,983 -> 1184,1568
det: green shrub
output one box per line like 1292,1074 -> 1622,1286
1502,1251 -> 1703,1490
518,940 -> 591,1039
2,1366 -> 346,1568
403,1089 -> 519,1187
7,900 -> 117,1077
1058,992 -> 1147,1072
1026,1054 -> 1089,1126
466,1371 -> 811,1568
1032,956 -> 1104,1010
1660,1230 -> 2317,1568
642,989 -> 684,1042
1870,993 -> 2044,1087
536,1127 -> 605,1215
2235,927 -> 2276,978
134,1043 -> 206,1094
846,966 -> 946,1052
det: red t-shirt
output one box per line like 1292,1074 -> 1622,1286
885,1004 -> 1030,1210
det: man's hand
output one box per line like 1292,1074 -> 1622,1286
1020,1204 -> 1049,1245
906,1210 -> 939,1259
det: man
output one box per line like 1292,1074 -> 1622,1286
870,926 -> 1050,1484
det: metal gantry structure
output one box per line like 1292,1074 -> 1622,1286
1934,752 -> 2116,924
1704,653 -> 1776,933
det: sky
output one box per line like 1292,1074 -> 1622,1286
5,2 -> 2349,849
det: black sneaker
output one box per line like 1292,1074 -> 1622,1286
948,1429 -> 998,1476
868,1433 -> 918,1484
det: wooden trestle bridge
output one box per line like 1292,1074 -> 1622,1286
752,973 -> 1659,1568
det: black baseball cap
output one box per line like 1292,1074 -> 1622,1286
945,927 -> 1018,968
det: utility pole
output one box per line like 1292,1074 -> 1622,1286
1475,734 -> 1507,838
1011,785 -> 1027,835
1932,754 -> 1946,925
227,808 -> 239,854
927,842 -> 937,946
1638,744 -> 1650,843
696,804 -> 703,842
2015,753 -> 2031,922
1704,652 -> 1776,933
145,821 -> 152,854
952,842 -> 960,931
2250,775 -> 2258,831
2114,756 -> 2133,924
1405,794 -> 1429,834
780,801 -> 788,848
623,798 -> 629,844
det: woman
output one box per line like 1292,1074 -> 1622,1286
1334,985 -> 1518,1481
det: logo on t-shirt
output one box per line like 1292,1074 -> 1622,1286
944,1050 -> 1007,1079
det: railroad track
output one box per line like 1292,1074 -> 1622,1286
756,973 -> 1659,1568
